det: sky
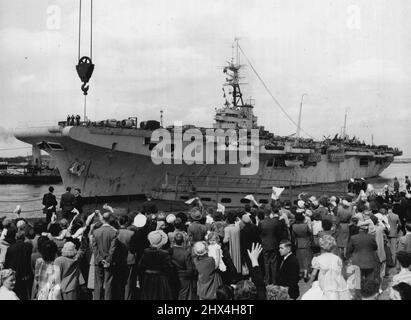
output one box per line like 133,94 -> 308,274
0,0 -> 410,157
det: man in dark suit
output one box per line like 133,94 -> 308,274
91,211 -> 119,300
346,222 -> 378,281
113,215 -> 135,300
73,187 -> 84,216
60,186 -> 75,221
258,210 -> 284,285
42,186 -> 57,224
276,239 -> 300,299
240,214 -> 261,271
142,193 -> 158,215
170,232 -> 196,300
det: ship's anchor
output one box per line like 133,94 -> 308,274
76,56 -> 94,95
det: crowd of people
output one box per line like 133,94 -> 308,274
0,179 -> 410,301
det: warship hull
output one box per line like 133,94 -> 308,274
14,125 -> 393,206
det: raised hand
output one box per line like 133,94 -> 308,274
247,242 -> 263,267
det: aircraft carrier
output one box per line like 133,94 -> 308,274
14,41 -> 402,208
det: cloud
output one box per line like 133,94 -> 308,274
0,127 -> 15,143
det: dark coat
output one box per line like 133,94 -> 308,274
400,198 -> 411,223
171,246 -> 194,274
142,200 -> 158,214
276,254 -> 300,299
240,223 -> 261,265
170,246 -> 196,300
73,195 -> 84,214
60,191 -> 75,212
42,192 -> 57,212
346,231 -> 378,269
130,225 -> 152,265
193,255 -> 222,300
138,247 -> 174,300
5,239 -> 33,300
258,217 -> 284,252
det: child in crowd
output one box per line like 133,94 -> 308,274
207,232 -> 226,272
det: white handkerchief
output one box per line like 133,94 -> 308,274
185,197 -> 199,205
271,186 -> 285,200
244,195 -> 261,207
217,203 -> 225,213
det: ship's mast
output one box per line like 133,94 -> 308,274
223,38 -> 245,108
342,108 -> 348,138
296,93 -> 307,141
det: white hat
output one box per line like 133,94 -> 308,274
297,200 -> 305,209
193,241 -> 207,256
342,199 -> 350,207
133,213 -> 147,228
147,230 -> 168,248
16,220 -> 26,229
350,178 -> 354,182
166,214 -> 176,224
309,196 -> 317,203
217,203 -> 225,213
329,196 -> 337,207
205,215 -> 214,224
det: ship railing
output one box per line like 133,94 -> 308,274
16,120 -> 59,129
162,172 -> 348,200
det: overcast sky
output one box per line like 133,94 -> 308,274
0,0 -> 410,157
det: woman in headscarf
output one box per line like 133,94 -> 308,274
307,235 -> 351,300
291,211 -> 312,281
138,230 -> 174,300
335,199 -> 354,259
192,241 -> 222,300
0,269 -> 19,300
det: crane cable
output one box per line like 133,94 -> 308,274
77,0 -> 93,61
237,44 -> 317,140
76,0 -> 94,124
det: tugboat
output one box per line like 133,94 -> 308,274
0,146 -> 62,185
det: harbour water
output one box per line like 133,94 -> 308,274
0,160 -> 410,219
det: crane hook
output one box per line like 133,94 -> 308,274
81,83 -> 89,95
76,56 -> 94,95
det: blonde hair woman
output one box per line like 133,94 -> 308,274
307,235 -> 351,300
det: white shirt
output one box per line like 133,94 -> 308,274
0,286 -> 19,300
